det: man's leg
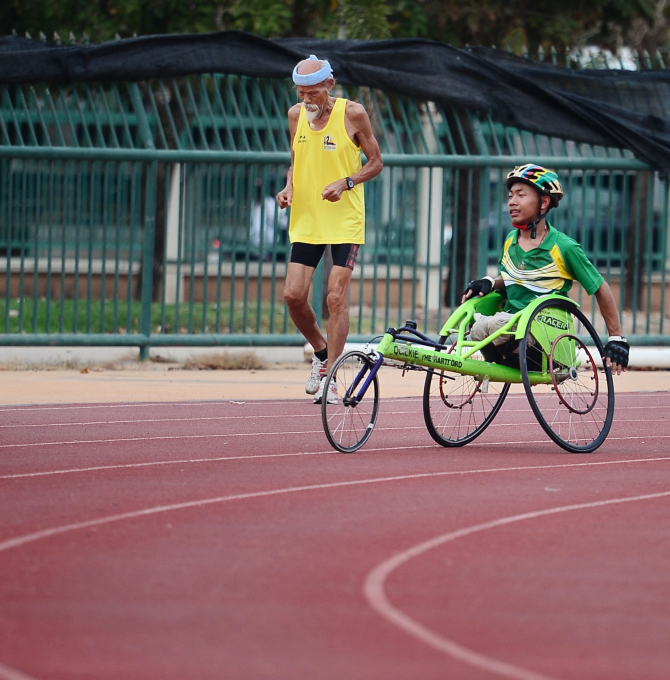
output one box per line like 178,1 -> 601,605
283,261 -> 327,353
324,264 -> 354,364
310,244 -> 359,405
470,312 -> 515,344
284,259 -> 329,395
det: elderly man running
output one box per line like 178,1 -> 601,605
276,55 -> 383,404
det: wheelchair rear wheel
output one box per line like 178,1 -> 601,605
519,298 -> 615,453
423,336 -> 510,447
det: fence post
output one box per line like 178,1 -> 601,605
140,161 -> 158,360
164,163 -> 183,304
129,83 -> 158,360
416,108 -> 444,322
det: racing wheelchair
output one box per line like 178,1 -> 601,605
321,292 -> 615,454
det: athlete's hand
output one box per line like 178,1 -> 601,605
321,179 -> 347,202
276,186 -> 292,209
602,337 -> 629,376
461,276 -> 495,303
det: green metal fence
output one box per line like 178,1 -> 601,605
1,64 -> 669,355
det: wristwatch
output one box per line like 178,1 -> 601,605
344,177 -> 355,190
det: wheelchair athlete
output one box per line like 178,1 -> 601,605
462,163 -> 629,375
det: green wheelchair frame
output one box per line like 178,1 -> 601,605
321,292 -> 615,454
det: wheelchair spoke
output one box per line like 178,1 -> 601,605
322,351 -> 380,453
520,299 -> 615,453
423,339 -> 509,447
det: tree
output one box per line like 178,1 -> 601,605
1,0 -> 664,57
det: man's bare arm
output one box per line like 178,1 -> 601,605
347,101 -> 383,185
594,281 -> 623,337
276,105 -> 301,208
322,101 -> 383,202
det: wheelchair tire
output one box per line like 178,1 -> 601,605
519,297 -> 615,453
322,350 -> 380,453
423,336 -> 510,447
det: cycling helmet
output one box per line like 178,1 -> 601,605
506,164 -> 563,208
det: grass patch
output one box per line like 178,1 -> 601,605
182,351 -> 267,370
0,299 -> 298,335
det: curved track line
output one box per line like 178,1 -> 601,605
3,465 -> 670,554
364,490 -> 670,680
0,429 -> 324,449
0,391 -> 665,414
0,664 -> 40,680
0,414 -> 322,429
0,395 -> 428,413
2,453 -> 669,482
0,400 -> 304,413
1,429 -> 668,451
0,472 -> 464,554
1,412 -> 662,431
2,469 -> 670,679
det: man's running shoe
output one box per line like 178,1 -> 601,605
313,377 -> 337,405
305,355 -> 327,394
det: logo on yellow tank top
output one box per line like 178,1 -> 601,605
323,135 -> 337,151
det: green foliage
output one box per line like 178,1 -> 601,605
0,0 -> 665,53
218,0 -> 292,36
337,0 -> 391,40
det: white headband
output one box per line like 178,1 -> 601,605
292,54 -> 333,86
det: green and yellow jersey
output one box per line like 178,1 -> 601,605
499,225 -> 604,313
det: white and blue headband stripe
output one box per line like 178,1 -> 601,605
292,55 -> 333,86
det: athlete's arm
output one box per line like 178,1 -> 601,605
594,281 -> 627,375
321,101 -> 384,202
595,281 -> 623,337
276,105 -> 301,208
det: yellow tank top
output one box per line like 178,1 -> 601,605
289,98 -> 365,244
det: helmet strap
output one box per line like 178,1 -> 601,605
511,192 -> 552,239
528,193 -> 552,239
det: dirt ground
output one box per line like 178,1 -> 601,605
1,363 -> 668,406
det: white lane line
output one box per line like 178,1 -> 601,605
1,428 -> 669,452
1,453 -> 669,481
0,400 -> 307,413
0,449 -> 333,478
1,466 -> 669,680
0,391 -> 665,414
1,411 -> 666,431
364,489 -> 670,680
3,463 -> 670,555
0,414 -> 321,429
0,429 -> 324,449
0,396 -> 423,414
0,663 -> 41,680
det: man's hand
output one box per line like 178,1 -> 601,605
322,179 -> 348,203
276,186 -> 292,209
602,337 -> 629,376
461,276 -> 495,303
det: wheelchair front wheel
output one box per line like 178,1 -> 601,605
519,298 -> 615,453
423,336 -> 510,447
322,350 -> 380,453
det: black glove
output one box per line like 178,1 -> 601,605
603,337 -> 630,369
463,276 -> 494,299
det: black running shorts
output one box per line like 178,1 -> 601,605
289,242 -> 360,270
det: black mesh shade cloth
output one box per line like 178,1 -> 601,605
2,31 -> 670,171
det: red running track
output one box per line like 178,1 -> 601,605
0,392 -> 669,680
